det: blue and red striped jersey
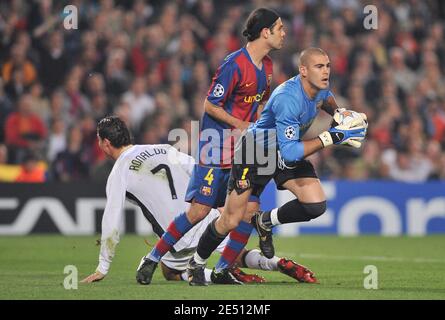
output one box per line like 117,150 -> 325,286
199,47 -> 273,168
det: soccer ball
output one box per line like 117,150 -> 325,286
332,109 -> 367,128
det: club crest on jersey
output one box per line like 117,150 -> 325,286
200,186 -> 213,196
236,179 -> 250,190
213,84 -> 225,97
284,126 -> 296,139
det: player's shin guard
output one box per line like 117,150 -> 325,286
195,218 -> 227,262
214,221 -> 253,272
148,212 -> 193,262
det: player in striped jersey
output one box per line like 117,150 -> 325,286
81,116 -> 317,284
138,8 -> 287,286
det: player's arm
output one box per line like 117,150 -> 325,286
274,94 -> 324,164
256,102 -> 266,119
81,169 -> 127,283
275,94 -> 366,164
205,99 -> 250,131
206,59 -> 251,131
321,91 -> 339,116
320,94 -> 338,116
277,131 -> 324,164
166,145 -> 196,177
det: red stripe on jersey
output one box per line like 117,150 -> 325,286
229,52 -> 273,123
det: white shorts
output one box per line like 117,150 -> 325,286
161,209 -> 228,271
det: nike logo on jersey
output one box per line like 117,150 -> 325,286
245,82 -> 254,87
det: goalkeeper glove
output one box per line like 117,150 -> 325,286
318,122 -> 367,148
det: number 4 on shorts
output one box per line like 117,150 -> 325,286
204,168 -> 214,185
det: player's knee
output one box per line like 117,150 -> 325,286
227,218 -> 241,231
221,214 -> 242,232
301,201 -> 326,219
188,203 -> 211,223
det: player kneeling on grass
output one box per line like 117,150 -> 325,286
81,116 -> 317,285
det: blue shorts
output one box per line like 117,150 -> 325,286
185,165 -> 260,209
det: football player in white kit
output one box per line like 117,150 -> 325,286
81,116 -> 317,284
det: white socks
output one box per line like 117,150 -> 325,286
193,252 -> 207,265
270,208 -> 280,226
244,249 -> 279,271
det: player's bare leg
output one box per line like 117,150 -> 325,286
212,200 -> 259,273
283,178 -> 326,203
254,177 -> 326,259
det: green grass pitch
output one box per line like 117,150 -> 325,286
1,235 -> 444,300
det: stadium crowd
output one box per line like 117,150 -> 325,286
0,0 -> 444,183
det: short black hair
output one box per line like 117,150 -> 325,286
242,8 -> 280,42
97,116 -> 132,148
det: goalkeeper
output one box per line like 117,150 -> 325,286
188,47 -> 368,285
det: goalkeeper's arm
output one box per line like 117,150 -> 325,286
279,121 -> 367,165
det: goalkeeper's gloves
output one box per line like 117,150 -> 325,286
318,121 -> 367,148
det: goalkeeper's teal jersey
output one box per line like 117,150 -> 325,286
249,75 -> 334,163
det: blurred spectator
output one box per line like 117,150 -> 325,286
62,74 -> 91,121
389,47 -> 417,94
0,0 -> 443,182
51,126 -> 89,182
46,118 -> 66,162
36,30 -> 69,94
0,79 -> 14,143
122,76 -> 155,131
4,94 -> 47,163
4,66 -> 28,102
0,144 -> 8,164
29,82 -> 50,124
79,114 -> 105,165
2,44 -> 37,86
381,147 -> 432,183
105,48 -> 131,102
14,151 -> 46,183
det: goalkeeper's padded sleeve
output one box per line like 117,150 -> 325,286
318,131 -> 334,147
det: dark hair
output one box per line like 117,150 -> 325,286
97,116 -> 132,148
242,8 -> 280,42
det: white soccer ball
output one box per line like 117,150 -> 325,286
333,109 -> 367,128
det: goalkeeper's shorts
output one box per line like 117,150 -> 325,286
228,137 -> 318,196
